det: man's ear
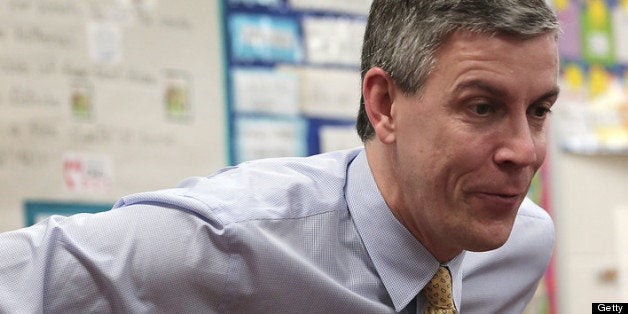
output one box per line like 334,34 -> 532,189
362,67 -> 396,144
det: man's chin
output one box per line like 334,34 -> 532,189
464,228 -> 513,252
466,240 -> 508,253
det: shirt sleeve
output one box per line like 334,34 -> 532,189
0,203 -> 232,313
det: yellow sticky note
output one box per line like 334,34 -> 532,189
563,63 -> 585,90
589,0 -> 609,29
589,65 -> 610,97
554,0 -> 569,11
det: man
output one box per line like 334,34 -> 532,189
0,0 -> 559,312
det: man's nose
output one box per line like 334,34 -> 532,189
493,116 -> 539,168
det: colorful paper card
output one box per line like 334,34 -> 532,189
63,153 -> 114,194
557,0 -> 582,59
229,13 -> 302,63
581,0 -> 616,64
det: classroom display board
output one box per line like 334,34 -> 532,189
526,167 -> 557,314
222,0 -> 368,164
0,1 -> 560,312
555,0 -> 628,154
0,0 -> 226,231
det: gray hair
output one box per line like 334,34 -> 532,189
356,0 -> 560,142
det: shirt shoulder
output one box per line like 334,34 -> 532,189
460,198 -> 554,313
114,148 -> 363,225
517,197 -> 553,222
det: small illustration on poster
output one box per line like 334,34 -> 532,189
163,70 -> 192,122
70,80 -> 94,120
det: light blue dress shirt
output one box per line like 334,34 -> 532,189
0,148 -> 553,313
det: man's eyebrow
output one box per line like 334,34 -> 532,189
535,86 -> 561,103
452,79 -> 561,102
451,79 -> 508,98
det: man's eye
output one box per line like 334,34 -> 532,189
529,106 -> 552,118
472,104 -> 494,115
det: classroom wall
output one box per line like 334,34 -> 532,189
0,0 -> 226,231
552,146 -> 628,313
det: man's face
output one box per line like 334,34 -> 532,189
389,30 -> 559,260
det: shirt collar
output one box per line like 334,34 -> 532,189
346,149 -> 464,311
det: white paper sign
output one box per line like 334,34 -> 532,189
88,22 -> 122,64
289,0 -> 372,15
63,153 -> 114,193
302,16 -> 366,66
300,67 -> 360,118
319,125 -> 362,153
613,7 -> 628,63
233,68 -> 300,115
235,117 -> 306,162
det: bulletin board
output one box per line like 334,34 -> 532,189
221,0 -> 369,164
0,0 -> 226,232
555,0 -> 628,154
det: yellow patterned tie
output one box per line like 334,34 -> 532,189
422,266 -> 457,314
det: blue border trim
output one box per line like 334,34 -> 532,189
24,200 -> 113,227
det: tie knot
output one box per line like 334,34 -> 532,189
422,266 -> 456,313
